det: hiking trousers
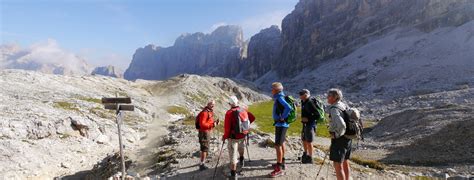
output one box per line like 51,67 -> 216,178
228,138 -> 245,165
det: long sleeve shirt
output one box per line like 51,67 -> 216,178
223,106 -> 255,139
328,101 -> 348,138
273,92 -> 291,128
198,108 -> 215,132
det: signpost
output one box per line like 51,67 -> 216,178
102,95 -> 134,180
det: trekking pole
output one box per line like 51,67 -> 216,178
212,140 -> 225,180
316,152 -> 328,179
246,134 -> 251,162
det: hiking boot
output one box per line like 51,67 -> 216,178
300,152 -> 307,162
302,155 -> 313,164
199,164 -> 208,171
270,165 -> 284,178
229,170 -> 238,180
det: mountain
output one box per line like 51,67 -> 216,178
277,0 -> 474,77
91,65 -> 123,78
124,25 -> 246,80
240,25 -> 281,81
0,40 -> 90,76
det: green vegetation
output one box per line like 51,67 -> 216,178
248,100 -> 330,138
78,97 -> 102,104
413,176 -> 437,180
166,105 -> 190,116
350,156 -> 386,170
53,101 -> 79,111
89,107 -> 114,119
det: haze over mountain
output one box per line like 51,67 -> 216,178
0,40 -> 90,76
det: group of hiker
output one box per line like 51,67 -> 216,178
195,82 -> 362,180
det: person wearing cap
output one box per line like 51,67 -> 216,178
298,89 -> 320,164
270,82 -> 292,177
222,96 -> 255,179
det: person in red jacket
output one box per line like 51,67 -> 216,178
197,100 -> 218,171
222,96 -> 255,179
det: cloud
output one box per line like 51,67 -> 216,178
1,39 -> 90,75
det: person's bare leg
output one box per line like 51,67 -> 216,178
302,141 -> 308,155
275,145 -> 282,163
230,163 -> 237,171
282,142 -> 286,159
333,161 -> 345,180
343,160 -> 350,180
200,151 -> 207,163
307,142 -> 313,157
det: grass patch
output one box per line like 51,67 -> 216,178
350,156 -> 386,170
166,105 -> 190,116
53,101 -> 79,111
412,176 -> 436,180
89,107 -> 114,119
78,97 -> 102,104
248,100 -> 330,138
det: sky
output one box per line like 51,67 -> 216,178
1,0 -> 298,69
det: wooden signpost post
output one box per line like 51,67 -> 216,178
102,95 -> 134,180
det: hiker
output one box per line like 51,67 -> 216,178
270,82 -> 292,177
196,100 -> 218,171
299,89 -> 322,164
327,88 -> 352,180
222,96 -> 255,179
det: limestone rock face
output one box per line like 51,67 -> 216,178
91,65 -> 123,78
124,25 -> 246,80
277,0 -> 474,77
241,25 -> 281,81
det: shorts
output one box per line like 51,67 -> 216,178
329,136 -> 352,163
275,126 -> 288,146
228,138 -> 245,165
302,124 -> 315,143
198,131 -> 211,152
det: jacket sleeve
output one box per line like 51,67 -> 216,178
199,111 -> 214,130
248,111 -> 255,123
223,111 -> 231,139
277,96 -> 292,119
328,107 -> 346,138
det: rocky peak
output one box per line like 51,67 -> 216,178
124,25 -> 246,80
91,65 -> 123,78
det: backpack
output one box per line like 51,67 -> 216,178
309,97 -> 326,123
332,106 -> 362,140
231,107 -> 251,137
276,95 -> 297,124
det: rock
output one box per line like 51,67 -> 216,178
124,25 -> 246,80
91,65 -> 123,78
69,116 -> 90,137
241,25 -> 281,81
259,137 -> 275,148
446,168 -> 457,175
95,134 -> 109,144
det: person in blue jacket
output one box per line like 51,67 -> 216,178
269,82 -> 292,178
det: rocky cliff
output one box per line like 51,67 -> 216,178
277,0 -> 474,77
241,25 -> 281,81
124,25 -> 246,80
91,65 -> 123,78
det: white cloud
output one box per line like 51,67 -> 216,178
1,39 -> 90,75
